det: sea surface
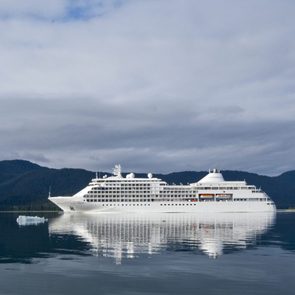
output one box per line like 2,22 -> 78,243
0,211 -> 294,295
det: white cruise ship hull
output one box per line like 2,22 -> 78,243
48,167 -> 277,213
49,197 -> 276,213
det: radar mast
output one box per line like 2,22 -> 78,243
113,164 -> 122,178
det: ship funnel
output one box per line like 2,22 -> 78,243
198,169 -> 224,184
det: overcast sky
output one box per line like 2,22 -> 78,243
0,0 -> 294,175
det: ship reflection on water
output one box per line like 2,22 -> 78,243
49,212 -> 275,264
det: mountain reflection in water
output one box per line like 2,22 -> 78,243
49,212 -> 275,264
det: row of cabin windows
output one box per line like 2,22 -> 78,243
85,194 -> 151,199
85,203 -> 200,206
95,180 -> 156,183
161,191 -> 194,194
85,198 -> 268,203
161,203 -> 198,206
234,198 -> 267,201
92,187 -> 219,192
93,183 -> 151,188
86,194 -> 194,198
87,192 -> 194,195
85,197 -> 195,201
121,183 -> 150,186
85,202 -> 151,206
91,188 -> 150,191
86,195 -> 194,199
89,188 -> 258,194
85,199 -> 153,202
87,191 -> 195,198
85,199 -> 201,202
84,202 -> 200,206
93,182 -> 256,190
88,190 -> 150,194
199,187 -> 256,190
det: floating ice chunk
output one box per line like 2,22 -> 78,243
16,215 -> 48,226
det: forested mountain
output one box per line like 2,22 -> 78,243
0,160 -> 294,210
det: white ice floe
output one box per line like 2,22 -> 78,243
16,215 -> 48,226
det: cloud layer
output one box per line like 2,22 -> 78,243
0,0 -> 295,175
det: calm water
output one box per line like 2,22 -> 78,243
0,212 -> 294,295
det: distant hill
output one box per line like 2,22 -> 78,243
0,160 -> 294,210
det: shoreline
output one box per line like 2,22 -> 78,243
277,209 -> 295,212
0,210 -> 61,213
0,209 -> 294,213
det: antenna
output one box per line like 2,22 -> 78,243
48,186 -> 51,198
95,171 -> 98,179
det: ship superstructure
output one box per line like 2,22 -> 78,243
48,165 -> 276,213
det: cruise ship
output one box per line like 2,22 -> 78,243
48,165 -> 276,213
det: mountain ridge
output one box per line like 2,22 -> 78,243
0,160 -> 294,210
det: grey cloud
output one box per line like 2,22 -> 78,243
0,96 -> 294,175
0,0 -> 66,19
0,0 -> 295,175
